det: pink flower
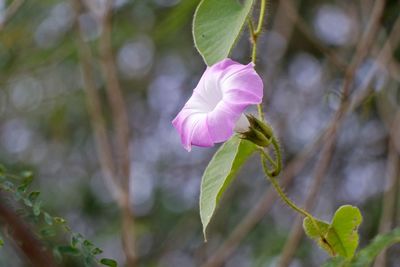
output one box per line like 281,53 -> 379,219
172,59 -> 263,151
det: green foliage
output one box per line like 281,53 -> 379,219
100,258 -> 118,267
193,0 -> 255,65
322,257 -> 348,267
353,228 -> 400,266
323,228 -> 400,267
200,136 -> 256,239
303,205 -> 362,259
303,218 -> 333,255
0,168 -> 118,267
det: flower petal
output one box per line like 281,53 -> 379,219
221,63 -> 263,105
172,108 -> 213,151
172,58 -> 264,151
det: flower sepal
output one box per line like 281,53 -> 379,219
239,115 -> 274,148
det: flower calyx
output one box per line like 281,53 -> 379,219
240,115 -> 274,147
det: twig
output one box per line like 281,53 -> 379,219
72,0 -> 136,265
0,196 -> 57,267
71,0 -> 122,202
97,1 -> 136,265
280,0 -> 347,70
0,0 -> 25,31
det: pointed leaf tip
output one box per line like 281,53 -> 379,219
200,136 -> 256,239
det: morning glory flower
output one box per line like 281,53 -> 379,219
172,58 -> 263,151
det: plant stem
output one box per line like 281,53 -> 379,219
259,148 -> 277,170
261,156 -> 310,218
259,136 -> 324,241
249,0 -> 268,120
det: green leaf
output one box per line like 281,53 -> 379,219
91,247 -> 103,255
54,217 -> 66,224
303,217 -> 334,255
100,258 -> 118,267
2,181 -> 15,191
56,245 -> 81,256
40,227 -> 56,237
200,136 -> 256,239
44,212 -> 53,225
350,228 -> 400,267
33,200 -> 42,216
18,172 -> 34,192
20,170 -> 33,179
84,256 -> 95,267
0,234 -> 4,248
303,205 -> 362,259
53,247 -> 63,263
329,205 -> 362,259
322,257 -> 348,267
193,0 -> 255,66
0,164 -> 5,174
323,228 -> 400,267
28,191 -> 40,202
71,233 -> 83,247
83,239 -> 94,248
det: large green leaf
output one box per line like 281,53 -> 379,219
200,136 -> 256,239
329,205 -> 362,259
323,228 -> 400,267
351,228 -> 400,267
193,0 -> 255,66
303,205 -> 362,259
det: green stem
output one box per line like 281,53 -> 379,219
260,140 -> 324,242
261,154 -> 312,218
248,0 -> 268,120
255,0 -> 267,35
270,137 -> 282,176
259,148 -> 277,170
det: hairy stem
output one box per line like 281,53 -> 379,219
249,0 -> 268,120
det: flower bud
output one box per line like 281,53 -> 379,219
246,115 -> 273,139
240,115 -> 274,147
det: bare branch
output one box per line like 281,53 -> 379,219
280,0 -> 347,70
97,1 -> 137,265
72,0 -> 136,265
0,0 -> 25,31
71,0 -> 122,201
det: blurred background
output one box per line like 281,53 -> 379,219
0,0 -> 399,266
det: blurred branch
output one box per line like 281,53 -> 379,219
0,0 -> 25,31
341,0 -> 385,99
98,1 -> 136,266
280,0 -> 347,70
373,116 -> 400,267
278,2 -> 386,266
0,196 -> 57,267
72,0 -> 122,201
72,0 -> 137,266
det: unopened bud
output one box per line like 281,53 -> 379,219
246,115 -> 273,139
240,115 -> 274,147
